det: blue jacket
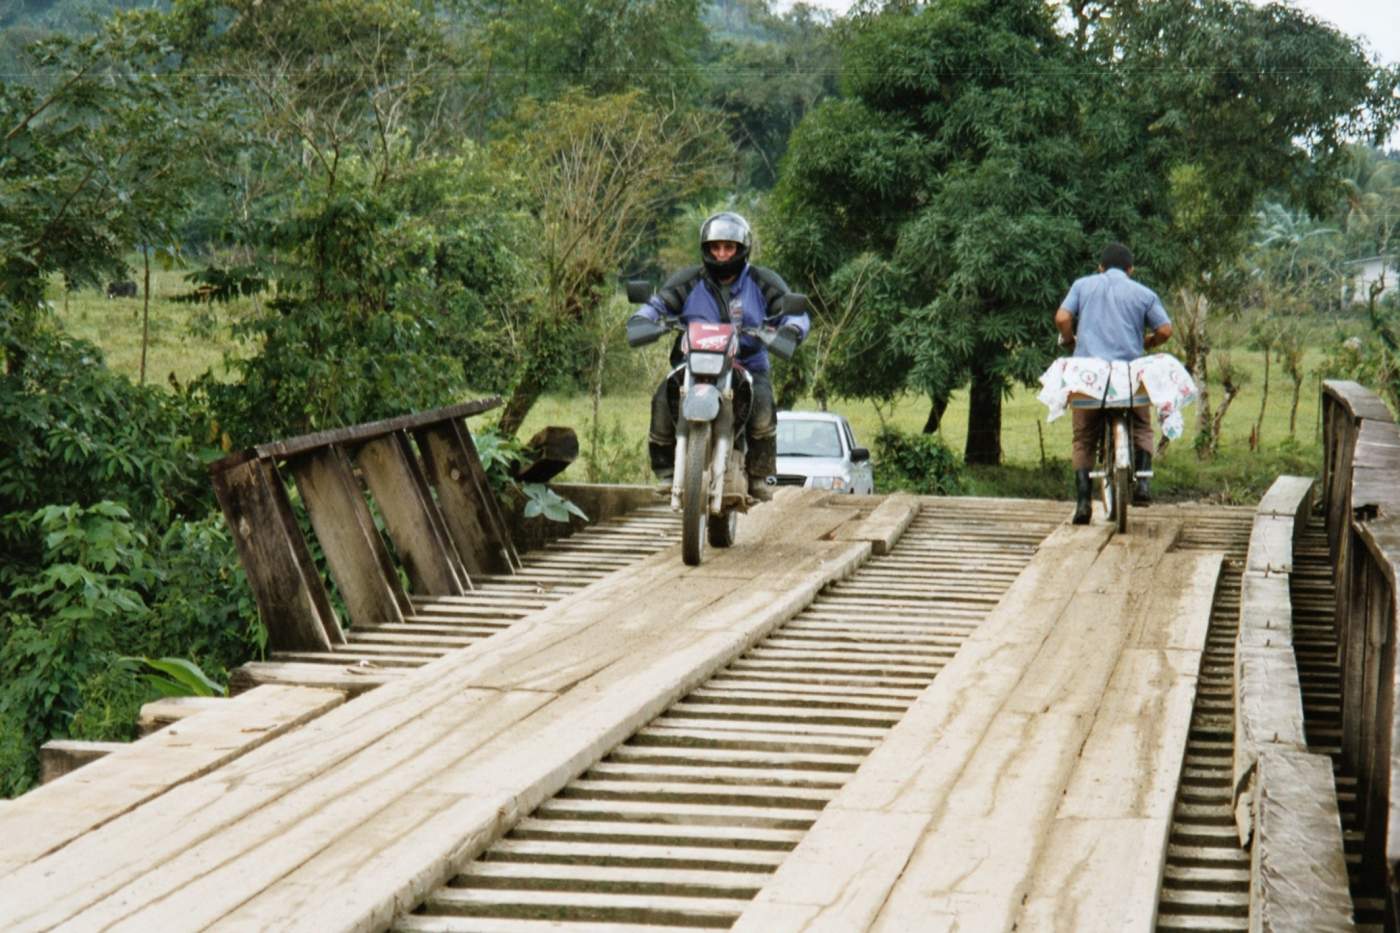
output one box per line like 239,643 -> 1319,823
637,263 -> 810,373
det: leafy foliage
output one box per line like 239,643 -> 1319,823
872,427 -> 965,496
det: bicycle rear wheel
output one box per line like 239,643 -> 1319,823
1111,417 -> 1131,533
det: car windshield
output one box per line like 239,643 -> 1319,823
778,420 -> 844,458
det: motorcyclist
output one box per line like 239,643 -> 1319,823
629,211 -> 809,501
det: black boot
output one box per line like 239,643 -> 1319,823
746,434 -> 777,502
1133,449 -> 1152,506
649,441 -> 674,484
1072,469 -> 1092,525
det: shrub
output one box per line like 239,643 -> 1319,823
873,427 -> 965,495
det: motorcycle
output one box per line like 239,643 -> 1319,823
625,281 -> 806,566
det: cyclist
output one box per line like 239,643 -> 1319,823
1054,242 -> 1173,524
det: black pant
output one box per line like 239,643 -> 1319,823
649,368 -> 777,479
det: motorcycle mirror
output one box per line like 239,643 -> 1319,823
778,292 -> 809,316
625,280 -> 652,304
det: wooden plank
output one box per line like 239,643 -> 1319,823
356,433 -> 467,596
448,418 -> 522,571
38,741 -> 126,784
290,444 -> 406,631
242,397 -> 502,462
1250,748 -> 1356,933
210,457 -> 340,651
137,696 -> 225,735
230,661 -> 392,697
1256,475 -> 1315,521
0,685 -> 344,877
416,423 -> 507,575
5,492 -> 871,931
1019,818 -> 1168,933
1323,379 -> 1394,423
1247,515 -> 1295,574
830,493 -> 918,556
1238,571 -> 1293,647
1233,645 -> 1308,845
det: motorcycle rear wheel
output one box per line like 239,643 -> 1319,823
682,423 -> 710,566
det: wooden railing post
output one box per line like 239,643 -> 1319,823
288,444 -> 409,629
210,455 -> 342,651
355,432 -> 469,596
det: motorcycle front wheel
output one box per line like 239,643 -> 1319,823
682,422 -> 711,566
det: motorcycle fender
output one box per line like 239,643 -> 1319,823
682,383 -> 721,422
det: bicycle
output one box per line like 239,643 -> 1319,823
1068,362 -> 1151,533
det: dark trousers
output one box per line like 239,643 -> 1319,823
1071,406 -> 1152,471
649,368 -> 776,478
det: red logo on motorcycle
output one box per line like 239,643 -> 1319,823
688,321 -> 734,352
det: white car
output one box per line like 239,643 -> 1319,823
769,410 -> 875,495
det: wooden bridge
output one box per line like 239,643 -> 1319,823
4,381 -> 1400,931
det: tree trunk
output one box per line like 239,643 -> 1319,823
140,247 -> 151,386
1253,352 -> 1270,450
921,393 -> 950,434
964,366 -> 1002,466
497,374 -> 542,439
1289,377 -> 1302,436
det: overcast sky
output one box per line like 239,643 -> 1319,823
778,0 -> 1400,69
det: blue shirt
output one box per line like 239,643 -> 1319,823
640,265 -> 811,373
1062,269 -> 1170,362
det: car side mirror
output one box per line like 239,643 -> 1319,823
850,447 -> 871,463
778,292 -> 808,316
625,280 -> 652,304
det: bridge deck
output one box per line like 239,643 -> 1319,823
0,491 -> 1347,932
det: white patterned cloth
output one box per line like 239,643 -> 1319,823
1037,354 -> 1199,440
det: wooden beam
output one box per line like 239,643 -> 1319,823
39,741 -> 126,784
1250,748 -> 1356,932
448,418 -> 522,571
243,397 -> 502,462
210,457 -> 340,652
356,433 -> 467,596
289,444 -> 407,630
415,423 -> 507,576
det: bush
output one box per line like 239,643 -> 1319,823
873,427 -> 965,495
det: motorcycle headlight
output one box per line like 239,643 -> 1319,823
809,476 -> 849,490
689,352 -> 725,376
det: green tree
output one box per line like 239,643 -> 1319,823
493,91 -> 731,437
771,0 -> 1085,464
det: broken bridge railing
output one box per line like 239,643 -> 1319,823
1321,378 -> 1400,919
209,398 -> 520,653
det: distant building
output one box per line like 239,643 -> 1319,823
1344,255 -> 1398,305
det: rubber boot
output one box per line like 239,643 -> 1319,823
1133,449 -> 1152,506
649,441 -> 674,487
1072,469 -> 1092,525
747,434 -> 777,502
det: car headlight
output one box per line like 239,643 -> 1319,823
689,352 -> 725,376
809,476 -> 849,490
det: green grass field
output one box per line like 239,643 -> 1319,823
56,277 -> 1333,504
51,267 -> 255,388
